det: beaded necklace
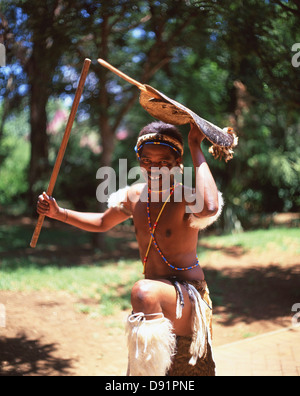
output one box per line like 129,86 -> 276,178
143,183 -> 200,274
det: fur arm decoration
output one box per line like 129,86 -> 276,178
189,191 -> 224,230
107,186 -> 132,217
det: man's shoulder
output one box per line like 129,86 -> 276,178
127,183 -> 147,205
127,183 -> 147,193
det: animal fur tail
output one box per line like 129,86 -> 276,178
126,312 -> 176,376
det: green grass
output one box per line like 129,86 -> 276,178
0,257 -> 141,316
0,221 -> 143,316
199,227 -> 300,253
0,222 -> 299,316
0,223 -> 90,253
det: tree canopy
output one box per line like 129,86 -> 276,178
0,0 -> 299,229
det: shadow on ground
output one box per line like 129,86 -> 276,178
0,333 -> 73,376
206,264 -> 300,325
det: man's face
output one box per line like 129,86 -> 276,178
139,144 -> 182,188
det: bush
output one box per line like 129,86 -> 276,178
0,132 -> 30,207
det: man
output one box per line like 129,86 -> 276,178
37,121 -> 223,376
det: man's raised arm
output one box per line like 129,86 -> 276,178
187,124 -> 219,218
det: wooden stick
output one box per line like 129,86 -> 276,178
30,58 -> 91,248
97,58 -> 147,92
97,58 -> 163,100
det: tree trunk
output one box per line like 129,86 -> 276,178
93,103 -> 116,249
27,55 -> 50,209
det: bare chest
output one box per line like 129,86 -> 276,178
132,200 -> 190,241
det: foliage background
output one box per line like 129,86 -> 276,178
0,0 -> 299,235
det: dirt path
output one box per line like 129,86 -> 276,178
0,217 -> 299,376
0,282 -> 294,376
0,290 -> 129,376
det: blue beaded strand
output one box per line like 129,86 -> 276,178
145,186 -> 199,272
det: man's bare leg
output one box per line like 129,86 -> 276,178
126,279 -> 195,376
131,279 -> 193,336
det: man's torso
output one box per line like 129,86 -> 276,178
127,183 -> 205,280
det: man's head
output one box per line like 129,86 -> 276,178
135,122 -> 184,188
